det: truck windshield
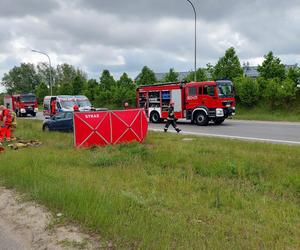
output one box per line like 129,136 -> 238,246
20,95 -> 36,103
77,100 -> 91,107
217,81 -> 234,98
60,100 -> 76,109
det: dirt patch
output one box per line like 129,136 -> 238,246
0,187 -> 101,249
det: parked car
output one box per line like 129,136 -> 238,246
42,112 -> 73,132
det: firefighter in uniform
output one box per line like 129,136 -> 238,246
0,106 -> 3,144
73,104 -> 79,112
10,110 -> 17,140
0,105 -> 14,142
51,99 -> 57,116
164,101 -> 181,133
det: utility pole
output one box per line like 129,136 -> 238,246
186,0 -> 197,81
31,49 -> 53,95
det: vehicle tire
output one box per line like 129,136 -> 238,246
194,112 -> 209,126
150,111 -> 160,123
16,110 -> 20,117
32,112 -> 36,117
43,125 -> 50,132
214,118 -> 225,125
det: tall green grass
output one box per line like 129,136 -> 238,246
0,120 -> 300,249
235,105 -> 300,122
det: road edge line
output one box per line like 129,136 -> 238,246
149,128 -> 300,145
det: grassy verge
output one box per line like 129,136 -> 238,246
0,120 -> 300,249
235,106 -> 300,122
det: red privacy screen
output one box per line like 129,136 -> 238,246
73,109 -> 148,147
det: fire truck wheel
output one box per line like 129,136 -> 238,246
194,112 -> 208,126
150,111 -> 161,123
214,118 -> 225,125
32,113 -> 36,117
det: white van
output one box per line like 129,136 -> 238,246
43,95 -> 77,117
74,95 -> 92,111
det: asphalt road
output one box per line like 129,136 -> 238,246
149,119 -> 300,145
26,112 -> 300,145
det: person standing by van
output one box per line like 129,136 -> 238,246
51,99 -> 57,116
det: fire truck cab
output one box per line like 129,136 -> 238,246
137,80 -> 236,125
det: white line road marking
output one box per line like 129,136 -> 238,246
149,128 -> 300,145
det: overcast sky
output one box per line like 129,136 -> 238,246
1,0 -> 300,92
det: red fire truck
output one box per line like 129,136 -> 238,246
4,93 -> 38,117
136,80 -> 236,125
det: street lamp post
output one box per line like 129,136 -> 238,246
186,0 -> 197,82
31,49 -> 53,95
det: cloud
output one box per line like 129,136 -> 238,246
1,0 -> 300,92
0,0 -> 59,17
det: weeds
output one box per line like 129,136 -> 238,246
0,120 -> 300,249
235,105 -> 300,122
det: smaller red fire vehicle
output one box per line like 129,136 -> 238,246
4,93 -> 38,117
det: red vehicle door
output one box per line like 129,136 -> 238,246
185,85 -> 199,110
201,84 -> 218,108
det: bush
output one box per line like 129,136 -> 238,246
256,77 -> 268,98
234,77 -> 260,107
263,78 -> 296,108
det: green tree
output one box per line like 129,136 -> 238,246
100,69 -> 115,90
35,82 -> 49,103
206,63 -> 215,80
234,77 -> 259,107
84,79 -> 99,103
72,70 -> 87,95
110,73 -> 136,107
95,90 -> 112,107
117,73 -> 133,85
137,66 -> 157,85
37,62 -> 56,91
59,82 -> 73,95
2,63 -> 40,94
287,66 -> 300,85
213,47 -> 243,81
257,51 -> 286,80
163,68 -> 179,82
185,68 -> 207,82
110,84 -> 136,107
95,70 -> 116,107
56,64 -> 77,94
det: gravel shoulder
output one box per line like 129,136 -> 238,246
0,187 -> 100,250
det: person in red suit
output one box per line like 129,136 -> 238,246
73,104 -> 79,112
51,99 -> 57,116
0,105 -> 13,142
